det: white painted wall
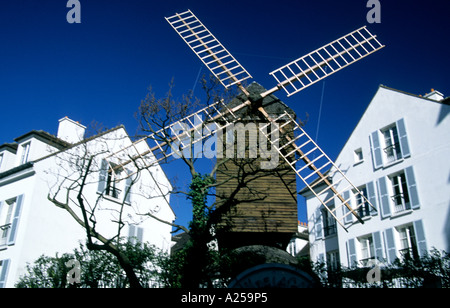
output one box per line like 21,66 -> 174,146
0,120 -> 175,287
303,86 -> 450,270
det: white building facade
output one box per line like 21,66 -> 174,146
303,85 -> 450,271
0,117 -> 175,288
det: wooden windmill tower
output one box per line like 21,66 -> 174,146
106,9 -> 384,249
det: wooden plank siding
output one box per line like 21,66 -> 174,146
215,119 -> 298,235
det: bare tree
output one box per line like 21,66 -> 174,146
45,126 -> 170,288
44,76 -> 298,288
136,77 -> 298,287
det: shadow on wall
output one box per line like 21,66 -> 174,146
436,102 -> 450,126
445,201 -> 450,252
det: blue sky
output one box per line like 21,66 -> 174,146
1,0 -> 449,228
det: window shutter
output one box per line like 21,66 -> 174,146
137,227 -> 144,244
396,118 -> 411,158
413,220 -> 427,258
0,201 -> 4,249
384,228 -> 397,264
372,231 -> 384,262
128,224 -> 136,244
370,131 -> 383,169
318,253 -> 324,263
347,239 -> 357,267
377,176 -> 391,219
315,208 -> 323,240
405,166 -> 420,209
97,159 -> 108,193
366,181 -> 378,216
0,259 -> 11,288
342,190 -> 353,224
7,194 -> 24,245
124,172 -> 132,204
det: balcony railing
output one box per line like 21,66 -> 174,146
324,224 -> 337,237
359,257 -> 375,267
399,247 -> 419,261
391,193 -> 411,213
383,143 -> 401,163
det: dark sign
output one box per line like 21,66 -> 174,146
228,263 -> 318,288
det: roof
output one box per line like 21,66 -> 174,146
378,85 -> 447,105
0,143 -> 18,153
14,130 -> 71,149
34,125 -> 126,163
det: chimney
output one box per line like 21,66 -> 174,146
424,89 -> 444,101
57,117 -> 86,143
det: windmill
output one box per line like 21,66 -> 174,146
107,9 -> 384,237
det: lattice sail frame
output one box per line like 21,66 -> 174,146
259,111 -> 372,229
166,10 -> 252,88
106,99 -> 250,179
107,9 -> 384,231
268,26 -> 384,97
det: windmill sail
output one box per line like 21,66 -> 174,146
267,26 -> 384,97
110,10 -> 385,230
166,10 -> 252,89
259,111 -> 375,230
105,99 -> 250,178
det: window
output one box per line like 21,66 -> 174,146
370,118 -> 410,169
397,224 -> 419,260
98,159 -> 133,203
381,124 -> 402,164
384,220 -> 427,264
389,172 -> 411,213
358,235 -> 375,266
322,206 -> 337,237
354,148 -> 363,164
0,154 -> 3,170
355,186 -> 371,218
128,224 -> 144,245
377,166 -> 419,219
0,195 -> 23,247
106,164 -> 122,199
20,142 -> 31,164
0,259 -> 11,288
0,199 -> 15,247
326,251 -> 340,271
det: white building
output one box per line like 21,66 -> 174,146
302,85 -> 450,271
286,221 -> 309,258
0,117 -> 175,288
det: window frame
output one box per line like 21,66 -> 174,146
20,142 -> 31,165
0,199 -> 16,248
358,235 -> 375,267
396,224 -> 419,260
354,186 -> 371,218
389,171 -> 411,214
380,124 -> 402,164
353,148 -> 364,165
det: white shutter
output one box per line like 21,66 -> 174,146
377,176 -> 391,219
347,239 -> 357,268
0,259 -> 11,288
405,166 -> 420,209
7,195 -> 24,245
413,220 -> 427,258
97,159 -> 108,193
396,118 -> 411,158
384,228 -> 397,264
370,130 -> 383,169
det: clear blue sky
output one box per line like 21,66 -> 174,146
1,0 -> 448,228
